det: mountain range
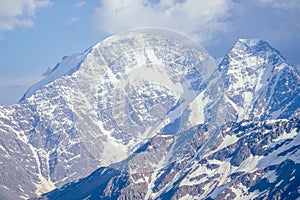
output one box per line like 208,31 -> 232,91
0,29 -> 299,199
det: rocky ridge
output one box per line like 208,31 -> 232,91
0,29 -> 299,199
43,118 -> 300,199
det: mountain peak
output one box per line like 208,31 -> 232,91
234,38 -> 275,53
233,39 -> 287,63
0,30 -> 299,199
216,37 -> 298,122
237,38 -> 263,47
219,38 -> 287,71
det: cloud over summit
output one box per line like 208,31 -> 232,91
91,0 -> 300,59
92,0 -> 231,43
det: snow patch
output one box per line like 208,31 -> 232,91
238,155 -> 262,173
230,183 -> 248,198
275,179 -> 284,187
273,129 -> 298,142
216,134 -> 239,152
188,90 -> 210,125
264,170 -> 277,183
13,128 -> 55,195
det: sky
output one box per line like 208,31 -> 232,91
0,0 -> 299,105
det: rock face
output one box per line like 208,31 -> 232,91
0,29 -> 299,199
206,39 -> 300,124
42,118 -> 300,200
0,29 -> 217,199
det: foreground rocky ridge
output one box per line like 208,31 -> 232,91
0,29 -> 299,199
42,118 -> 300,199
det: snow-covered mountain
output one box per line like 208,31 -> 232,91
0,29 -> 299,199
205,39 -> 300,124
42,118 -> 300,200
0,29 -> 217,199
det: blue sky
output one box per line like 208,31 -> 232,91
0,0 -> 299,105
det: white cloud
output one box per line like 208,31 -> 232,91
91,0 -> 300,59
75,1 -> 86,8
92,0 -> 232,43
260,0 -> 300,10
0,0 -> 51,37
69,17 -> 80,25
67,17 -> 80,30
201,0 -> 300,66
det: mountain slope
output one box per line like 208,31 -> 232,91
40,38 -> 300,200
0,29 -> 218,198
0,30 -> 299,199
205,39 -> 300,124
42,118 -> 300,199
